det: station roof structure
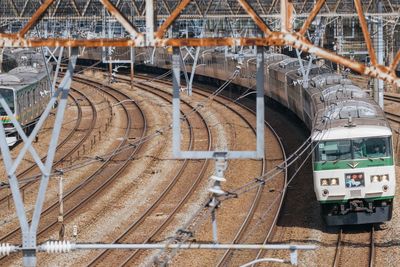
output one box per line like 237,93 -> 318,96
0,0 -> 399,85
0,0 -> 399,18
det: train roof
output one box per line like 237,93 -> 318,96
0,74 -> 22,85
312,125 -> 392,141
0,65 -> 47,90
322,99 -> 379,119
311,73 -> 347,88
264,53 -> 289,64
321,84 -> 369,102
313,97 -> 389,131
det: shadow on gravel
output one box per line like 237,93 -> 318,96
135,66 -> 330,232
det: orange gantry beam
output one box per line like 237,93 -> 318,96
0,0 -> 399,86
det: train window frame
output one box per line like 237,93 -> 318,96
0,88 -> 16,115
314,136 -> 392,162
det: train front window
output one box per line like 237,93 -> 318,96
316,140 -> 351,161
315,137 -> 392,162
352,137 -> 391,159
0,88 -> 15,115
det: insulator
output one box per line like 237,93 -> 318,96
0,243 -> 16,256
209,185 -> 225,196
210,175 -> 226,182
42,240 -> 72,253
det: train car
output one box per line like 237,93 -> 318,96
150,48 -> 395,225
0,50 -> 51,146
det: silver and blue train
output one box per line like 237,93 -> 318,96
0,49 -> 51,146
151,49 -> 395,225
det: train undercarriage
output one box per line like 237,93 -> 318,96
321,198 -> 393,225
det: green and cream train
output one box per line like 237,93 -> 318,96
150,49 -> 395,225
0,50 -> 51,146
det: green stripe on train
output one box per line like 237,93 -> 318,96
314,157 -> 394,171
319,196 -> 394,204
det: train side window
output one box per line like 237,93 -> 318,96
36,86 -> 39,103
28,90 -> 32,107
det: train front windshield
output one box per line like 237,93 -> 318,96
0,88 -> 15,115
315,137 -> 392,161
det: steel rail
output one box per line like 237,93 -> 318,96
332,226 -> 375,267
87,81 -> 210,266
382,94 -> 400,124
370,227 -> 375,267
114,74 -> 285,266
120,84 -> 265,266
197,89 -> 267,267
103,81 -> 212,267
133,74 -> 287,266
332,228 -> 343,267
210,92 -> 286,266
0,78 -> 146,264
0,88 -> 96,207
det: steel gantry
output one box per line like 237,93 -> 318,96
0,0 -> 399,266
0,0 -> 398,85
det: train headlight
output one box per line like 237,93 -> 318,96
320,178 -> 339,186
371,175 -> 379,183
383,185 -> 389,192
370,174 -> 389,183
322,189 -> 329,196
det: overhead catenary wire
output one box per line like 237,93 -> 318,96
153,96 -> 336,264
4,65 -> 239,188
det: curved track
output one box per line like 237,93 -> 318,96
114,74 -> 287,266
0,78 -> 147,264
87,80 -> 212,266
0,88 -> 98,215
384,94 -> 400,124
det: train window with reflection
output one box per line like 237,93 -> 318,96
316,140 -> 351,161
354,137 -> 391,159
315,137 -> 392,162
0,88 -> 15,115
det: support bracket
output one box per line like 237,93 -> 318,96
172,46 -> 265,160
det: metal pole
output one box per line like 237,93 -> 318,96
172,47 -> 181,158
0,47 -> 3,73
130,47 -> 135,90
188,47 -> 201,96
58,176 -> 64,240
109,61 -> 112,83
26,50 -> 78,267
38,241 -> 316,251
208,153 -> 227,244
145,0 -> 155,46
52,47 -> 64,97
256,46 -> 264,158
377,1 -> 384,108
0,49 -> 77,267
179,49 -> 190,94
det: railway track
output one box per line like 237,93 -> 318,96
0,78 -> 147,264
113,74 -> 287,266
215,97 -> 286,266
333,226 -> 375,267
87,79 -> 212,266
0,88 -> 98,217
383,94 -> 400,124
